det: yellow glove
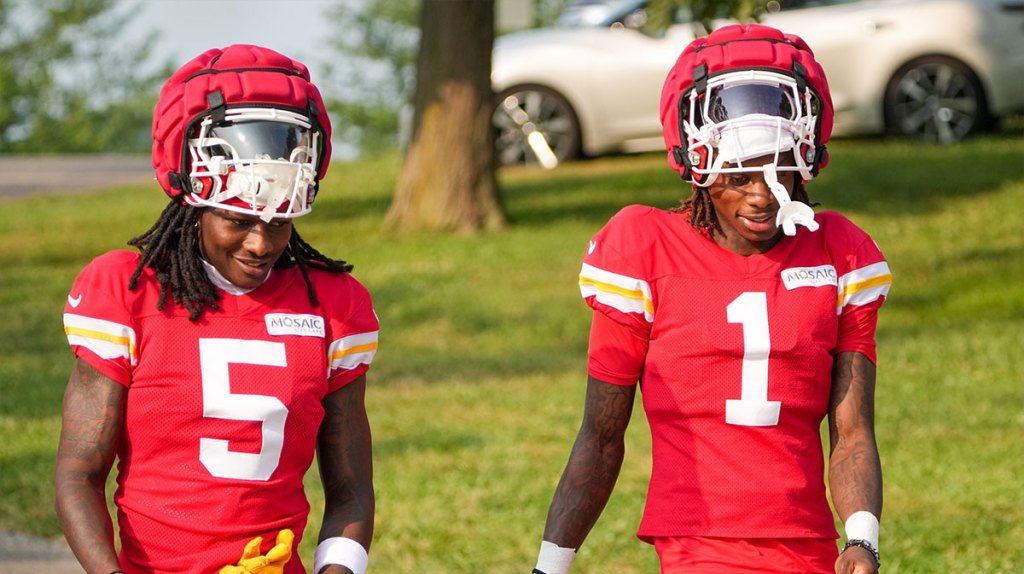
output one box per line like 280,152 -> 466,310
219,529 -> 294,574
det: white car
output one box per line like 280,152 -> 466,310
492,0 -> 1024,166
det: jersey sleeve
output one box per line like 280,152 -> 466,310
579,206 -> 654,385
828,214 -> 892,363
321,273 -> 380,392
62,251 -> 141,386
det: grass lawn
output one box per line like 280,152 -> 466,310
1,133 -> 1022,572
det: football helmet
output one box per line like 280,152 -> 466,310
152,45 -> 332,222
660,24 -> 833,234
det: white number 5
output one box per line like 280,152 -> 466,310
198,338 -> 289,481
725,292 -> 781,426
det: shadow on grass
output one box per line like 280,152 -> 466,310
810,134 -> 1024,215
501,156 -> 685,228
499,134 -> 1024,225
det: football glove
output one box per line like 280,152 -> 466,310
219,529 -> 294,574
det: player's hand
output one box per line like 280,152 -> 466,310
835,544 -> 879,574
220,529 -> 294,574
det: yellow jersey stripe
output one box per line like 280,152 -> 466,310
580,277 -> 655,317
330,341 -> 379,360
837,273 -> 892,310
579,276 -> 645,300
64,326 -> 138,360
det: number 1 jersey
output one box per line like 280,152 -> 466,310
579,206 -> 890,541
63,250 -> 379,573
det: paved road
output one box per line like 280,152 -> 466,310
0,154 -> 152,572
0,154 -> 154,200
0,530 -> 81,573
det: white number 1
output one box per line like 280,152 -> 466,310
725,292 -> 781,426
198,338 -> 289,481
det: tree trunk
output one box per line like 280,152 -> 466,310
387,0 -> 504,233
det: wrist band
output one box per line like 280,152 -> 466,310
844,511 -> 879,549
534,540 -> 576,574
843,511 -> 880,565
313,537 -> 368,574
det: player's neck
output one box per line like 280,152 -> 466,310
200,259 -> 266,295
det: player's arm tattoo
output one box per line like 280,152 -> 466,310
828,351 -> 883,521
542,375 -> 636,549
317,375 -> 375,551
54,358 -> 127,574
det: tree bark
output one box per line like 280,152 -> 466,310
387,0 -> 504,232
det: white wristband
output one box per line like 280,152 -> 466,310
844,511 -> 880,550
534,540 -> 576,574
313,537 -> 368,574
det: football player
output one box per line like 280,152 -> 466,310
56,45 -> 376,574
531,24 -> 889,574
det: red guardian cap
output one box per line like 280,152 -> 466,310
659,24 -> 833,186
151,44 -> 333,221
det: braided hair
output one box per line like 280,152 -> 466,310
673,179 -> 817,235
127,198 -> 351,321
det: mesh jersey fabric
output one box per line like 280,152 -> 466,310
63,250 -> 379,574
579,206 -> 890,541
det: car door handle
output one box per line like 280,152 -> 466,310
862,18 -> 892,33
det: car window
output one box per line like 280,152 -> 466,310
773,0 -> 861,10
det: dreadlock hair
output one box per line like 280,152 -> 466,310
672,179 -> 818,235
128,198 -> 352,321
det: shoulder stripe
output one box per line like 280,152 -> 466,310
63,313 -> 138,365
837,261 -> 891,313
328,331 -> 378,375
579,263 -> 654,322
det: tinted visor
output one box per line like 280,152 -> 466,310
701,84 -> 797,127
205,120 -> 315,163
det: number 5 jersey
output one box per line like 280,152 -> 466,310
63,250 -> 379,574
579,205 -> 890,541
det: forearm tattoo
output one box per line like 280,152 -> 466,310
544,378 -> 635,547
317,377 -> 374,546
55,359 -> 126,573
828,352 -> 883,518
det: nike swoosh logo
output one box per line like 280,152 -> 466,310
67,294 -> 82,308
588,240 -> 597,255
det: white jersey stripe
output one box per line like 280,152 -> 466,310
63,313 -> 138,364
837,261 -> 892,313
579,263 -> 654,322
327,331 -> 378,375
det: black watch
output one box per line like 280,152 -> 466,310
843,538 -> 880,565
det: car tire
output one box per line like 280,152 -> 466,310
883,56 -> 991,144
493,85 -> 582,167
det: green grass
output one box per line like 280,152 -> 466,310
1,134 -> 1022,572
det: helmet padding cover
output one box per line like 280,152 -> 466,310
151,44 -> 332,199
660,24 -> 833,183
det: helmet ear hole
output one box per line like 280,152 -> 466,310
190,175 -> 216,200
689,146 -> 711,186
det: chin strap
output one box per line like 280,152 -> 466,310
763,162 -> 818,236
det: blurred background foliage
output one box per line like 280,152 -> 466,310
0,0 -> 761,156
0,0 -> 168,153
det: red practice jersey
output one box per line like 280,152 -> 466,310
579,206 -> 890,541
63,250 -> 379,574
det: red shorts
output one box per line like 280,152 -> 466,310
653,536 -> 838,573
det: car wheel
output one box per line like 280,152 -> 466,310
493,85 -> 581,167
883,56 -> 989,144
